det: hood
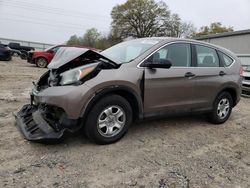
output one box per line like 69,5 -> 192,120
48,47 -> 118,69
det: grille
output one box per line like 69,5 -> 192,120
243,84 -> 250,88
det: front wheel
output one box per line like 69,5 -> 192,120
208,92 -> 233,124
84,95 -> 132,144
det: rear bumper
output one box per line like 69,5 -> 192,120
27,52 -> 35,63
27,57 -> 35,64
14,104 -> 65,141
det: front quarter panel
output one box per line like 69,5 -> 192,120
33,84 -> 93,119
83,64 -> 144,113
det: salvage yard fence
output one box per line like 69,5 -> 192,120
0,37 -> 54,50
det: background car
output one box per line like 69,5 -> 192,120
0,44 -> 12,61
8,42 -> 35,60
242,65 -> 250,97
27,45 -> 97,68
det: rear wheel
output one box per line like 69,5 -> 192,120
36,57 -> 48,68
208,92 -> 233,124
84,95 -> 132,144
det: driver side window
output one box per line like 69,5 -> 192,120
145,43 -> 191,67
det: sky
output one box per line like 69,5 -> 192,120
0,0 -> 249,44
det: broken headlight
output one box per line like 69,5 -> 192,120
60,63 -> 98,85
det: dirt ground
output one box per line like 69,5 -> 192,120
0,58 -> 249,188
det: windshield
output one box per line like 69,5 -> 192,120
101,39 -> 161,64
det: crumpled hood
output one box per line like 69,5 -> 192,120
48,47 -> 117,69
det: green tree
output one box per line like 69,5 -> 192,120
66,28 -> 121,50
111,0 -> 171,38
66,35 -> 83,45
194,22 -> 233,37
82,28 -> 101,46
111,0 -> 195,39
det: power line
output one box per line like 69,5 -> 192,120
3,13 -> 109,29
0,17 -> 105,31
5,0 -> 110,19
0,0 -> 111,21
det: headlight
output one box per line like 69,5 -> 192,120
60,63 -> 97,85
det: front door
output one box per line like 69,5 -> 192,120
142,43 -> 196,115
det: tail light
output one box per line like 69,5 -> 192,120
240,65 -> 243,76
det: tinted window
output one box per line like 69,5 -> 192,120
148,43 -> 191,67
195,45 -> 219,67
218,51 -> 234,67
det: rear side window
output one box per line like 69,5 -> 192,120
218,51 -> 234,67
195,45 -> 219,67
149,43 -> 191,67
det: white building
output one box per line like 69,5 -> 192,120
195,29 -> 250,66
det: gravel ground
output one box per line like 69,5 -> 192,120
0,58 -> 250,188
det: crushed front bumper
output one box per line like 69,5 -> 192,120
14,104 -> 66,141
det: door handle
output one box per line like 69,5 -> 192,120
185,72 -> 196,78
219,71 -> 226,76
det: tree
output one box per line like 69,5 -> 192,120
178,21 -> 196,38
66,28 -> 121,50
66,35 -> 83,45
111,0 -> 195,39
82,28 -> 101,46
194,22 -> 233,37
111,0 -> 171,38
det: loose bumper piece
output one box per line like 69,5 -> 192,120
14,104 -> 65,141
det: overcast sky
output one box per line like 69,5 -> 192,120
0,0 -> 249,44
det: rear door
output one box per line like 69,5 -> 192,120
191,44 -> 227,109
143,43 -> 197,115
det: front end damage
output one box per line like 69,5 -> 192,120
15,47 -> 119,142
15,104 -> 78,141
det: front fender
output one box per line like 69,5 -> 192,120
79,84 -> 144,119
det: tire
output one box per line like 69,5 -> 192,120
36,57 -> 48,68
5,56 -> 12,61
208,92 -> 233,124
84,95 -> 132,144
20,53 -> 27,60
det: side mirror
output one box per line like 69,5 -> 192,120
143,59 -> 172,69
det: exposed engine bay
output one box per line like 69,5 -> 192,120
36,48 -> 119,91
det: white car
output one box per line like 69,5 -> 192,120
242,65 -> 250,97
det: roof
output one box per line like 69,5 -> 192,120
194,29 -> 250,40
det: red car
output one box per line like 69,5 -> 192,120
27,45 -> 96,68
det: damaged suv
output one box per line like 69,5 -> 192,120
15,38 -> 242,144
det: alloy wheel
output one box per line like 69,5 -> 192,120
217,98 -> 230,119
97,105 -> 126,138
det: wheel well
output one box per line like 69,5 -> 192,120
220,88 -> 237,107
113,90 -> 141,120
36,57 -> 47,62
83,89 -> 142,121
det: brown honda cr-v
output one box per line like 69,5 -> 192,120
15,38 -> 242,144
